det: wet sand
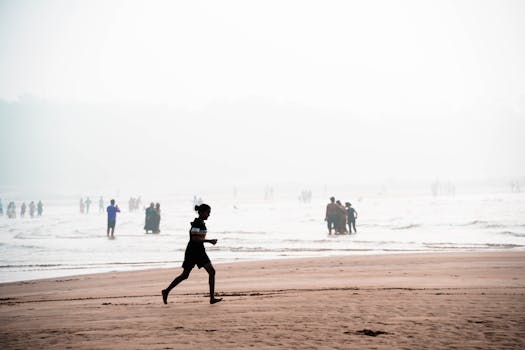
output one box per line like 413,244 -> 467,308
1,251 -> 524,349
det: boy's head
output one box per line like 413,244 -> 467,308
195,203 -> 211,220
110,199 -> 115,205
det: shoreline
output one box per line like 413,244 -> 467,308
2,248 -> 524,285
1,251 -> 524,349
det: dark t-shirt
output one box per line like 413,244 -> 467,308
346,207 -> 356,221
188,218 -> 207,247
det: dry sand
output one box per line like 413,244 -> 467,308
1,251 -> 524,349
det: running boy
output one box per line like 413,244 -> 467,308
162,203 -> 222,304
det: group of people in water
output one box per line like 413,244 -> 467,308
79,197 -> 106,214
80,196 -> 143,215
79,197 -> 92,214
298,189 -> 313,204
325,196 -> 358,234
144,202 -> 161,233
128,196 -> 143,212
0,199 -> 43,218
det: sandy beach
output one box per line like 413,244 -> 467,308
1,251 -> 524,349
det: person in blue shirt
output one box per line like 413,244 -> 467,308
162,203 -> 222,305
106,199 -> 120,237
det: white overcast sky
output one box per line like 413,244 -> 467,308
0,0 -> 524,192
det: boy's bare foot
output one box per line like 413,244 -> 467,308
210,298 -> 222,304
162,289 -> 168,304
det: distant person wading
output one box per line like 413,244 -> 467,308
345,202 -> 358,234
325,197 -> 338,234
106,199 -> 120,237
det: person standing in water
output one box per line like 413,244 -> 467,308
162,203 -> 222,305
144,202 -> 155,233
37,200 -> 43,216
325,197 -> 338,234
106,199 -> 120,237
99,196 -> 104,213
345,202 -> 358,234
153,202 -> 161,233
85,197 -> 92,214
335,200 -> 347,234
20,202 -> 27,217
29,201 -> 36,218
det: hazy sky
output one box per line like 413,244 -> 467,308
1,0 -> 524,192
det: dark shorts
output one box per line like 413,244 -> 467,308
182,243 -> 210,270
107,220 -> 116,229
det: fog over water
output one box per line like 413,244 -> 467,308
1,1 -> 524,194
1,1 -> 525,193
1,96 -> 523,196
0,1 -> 524,281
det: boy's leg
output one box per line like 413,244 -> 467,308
162,269 -> 192,304
203,263 -> 222,304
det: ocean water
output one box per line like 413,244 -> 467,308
0,189 -> 524,283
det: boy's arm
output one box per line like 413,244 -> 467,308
190,234 -> 217,244
190,228 -> 217,245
